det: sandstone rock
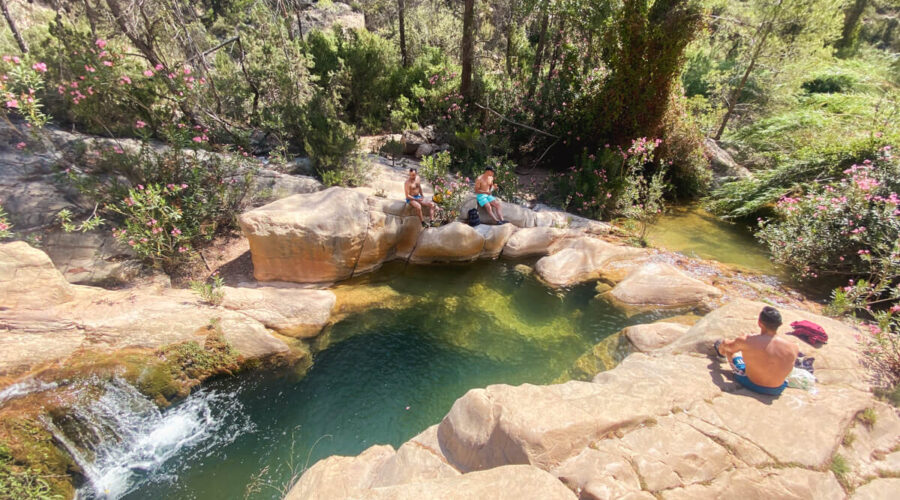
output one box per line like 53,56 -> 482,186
250,169 -> 323,202
438,353 -> 722,472
41,229 -> 140,285
354,465 -> 576,500
356,198 -> 422,273
239,188 -> 370,283
474,223 -> 517,258
535,237 -> 648,287
401,126 -> 437,155
532,204 -> 612,234
358,134 -> 402,154
222,286 -> 335,338
605,262 -> 722,312
501,227 -> 566,259
852,478 -> 900,500
661,467 -> 844,500
703,138 -> 752,184
298,2 -> 365,37
0,241 -> 74,309
552,446 -> 642,500
624,322 -> 690,352
460,196 -> 536,227
414,143 -> 436,158
410,222 -> 485,264
664,299 -> 865,388
369,425 -> 460,487
839,401 -> 900,486
616,417 -> 736,491
285,444 -> 396,500
686,384 -> 869,468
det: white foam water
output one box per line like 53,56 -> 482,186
0,378 -> 58,406
43,377 -> 254,499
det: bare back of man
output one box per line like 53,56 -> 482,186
730,333 -> 798,388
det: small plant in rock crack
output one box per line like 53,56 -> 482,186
190,273 -> 225,306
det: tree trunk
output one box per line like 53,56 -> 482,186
398,0 -> 408,67
713,18 -> 776,140
527,6 -> 549,100
505,14 -> 514,75
460,0 -> 475,100
835,0 -> 868,57
546,16 -> 566,80
1,0 -> 28,53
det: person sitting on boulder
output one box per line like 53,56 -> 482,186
474,166 -> 508,224
405,167 -> 435,228
714,306 -> 799,396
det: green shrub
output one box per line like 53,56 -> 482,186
0,54 -> 50,129
379,139 -> 405,167
190,273 -> 225,306
801,74 -> 855,94
420,151 -> 451,185
0,206 -> 11,239
302,89 -> 358,176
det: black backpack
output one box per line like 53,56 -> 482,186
467,207 -> 481,227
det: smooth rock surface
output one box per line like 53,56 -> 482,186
0,241 -> 75,309
535,237 -> 647,287
851,478 -> 900,500
624,322 -> 690,352
501,226 -> 566,259
410,222 -> 485,263
605,262 -> 723,311
661,467 -> 844,500
239,188 -> 370,282
222,286 -> 335,338
41,230 -> 139,285
475,223 -> 517,258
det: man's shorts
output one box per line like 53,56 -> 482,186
729,355 -> 788,396
476,193 -> 496,207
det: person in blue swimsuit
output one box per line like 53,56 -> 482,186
474,166 -> 508,224
404,168 -> 434,228
714,306 -> 799,396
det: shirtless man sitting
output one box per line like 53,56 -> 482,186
474,166 -> 508,224
404,168 -> 435,227
714,306 -> 799,396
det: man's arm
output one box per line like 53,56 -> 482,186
719,335 -> 748,357
404,181 -> 411,199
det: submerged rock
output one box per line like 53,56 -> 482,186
534,237 -> 648,287
623,322 -> 690,352
410,222 -> 485,263
222,286 -> 335,338
501,226 -> 567,259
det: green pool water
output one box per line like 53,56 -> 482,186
117,260 -> 653,499
647,204 -> 780,276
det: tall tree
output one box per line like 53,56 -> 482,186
460,0 -> 475,99
398,0 -> 408,66
1,0 -> 28,53
835,0 -> 869,57
527,5 -> 550,100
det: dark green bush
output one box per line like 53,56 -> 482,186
801,74 -> 855,94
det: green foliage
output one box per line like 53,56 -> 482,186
158,329 -> 240,382
0,54 -> 50,128
55,208 -> 103,233
830,453 -> 850,485
420,151 -> 451,186
858,407 -> 878,429
190,273 -> 226,306
379,139 -> 405,167
486,156 -> 520,204
0,206 -> 11,239
614,139 -> 668,245
0,442 -> 61,500
802,74 -> 856,94
422,151 -> 466,224
302,89 -> 359,177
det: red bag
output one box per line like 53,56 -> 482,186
789,320 -> 828,345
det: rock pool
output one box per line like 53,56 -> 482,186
74,260 -> 654,499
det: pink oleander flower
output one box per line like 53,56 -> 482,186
95,39 -> 107,48
137,184 -> 144,190
85,65 -> 96,73
103,61 -> 113,67
192,136 -> 203,143
32,62 -> 47,72
178,246 -> 187,253
180,183 -> 188,189
128,239 -> 136,246
15,142 -> 25,150
5,99 -> 17,108
11,56 -> 20,64
143,70 -> 154,77
171,228 -> 181,235
119,75 -> 131,85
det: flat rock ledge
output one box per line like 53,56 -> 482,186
239,187 -> 615,283
0,242 -> 334,376
287,298 -> 899,499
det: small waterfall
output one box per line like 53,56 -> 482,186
43,377 -> 253,499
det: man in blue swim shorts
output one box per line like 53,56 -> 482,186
405,167 -> 435,228
474,166 -> 508,224
714,306 -> 799,396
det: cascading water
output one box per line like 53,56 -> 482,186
42,377 -> 254,499
0,378 -> 58,405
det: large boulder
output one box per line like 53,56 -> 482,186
250,169 -> 323,202
703,138 -> 752,184
604,262 -> 723,312
460,196 -> 537,228
624,322 -> 690,352
410,222 -> 485,264
475,223 -> 517,258
501,227 -> 567,259
238,187 -> 370,283
222,286 -> 335,338
401,126 -> 437,155
534,237 -> 648,287
356,198 -> 422,273
0,241 -> 75,309
664,299 -> 865,388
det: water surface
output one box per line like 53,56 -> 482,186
99,260 -> 648,499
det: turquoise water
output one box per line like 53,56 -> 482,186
111,260 -> 649,499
